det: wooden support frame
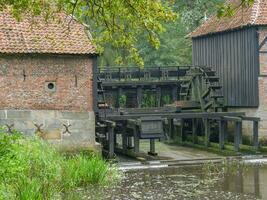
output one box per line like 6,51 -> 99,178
204,118 -> 210,147
156,87 -> 162,107
242,116 -> 260,151
234,121 -> 242,152
253,121 -> 259,151
172,85 -> 178,102
137,86 -> 143,108
148,139 -> 157,156
192,119 -> 198,144
218,119 -> 226,150
133,125 -> 140,154
105,120 -> 116,158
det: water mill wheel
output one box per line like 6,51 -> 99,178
179,66 -> 226,112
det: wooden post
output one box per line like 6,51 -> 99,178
170,119 -> 174,139
133,126 -> 140,154
122,124 -> 127,153
219,119 -> 226,150
234,121 -> 242,152
127,136 -> 133,149
180,119 -> 184,142
118,87 -> 123,108
204,118 -> 210,147
192,119 -> 197,144
148,139 -> 157,156
253,121 -> 259,151
156,87 -> 161,107
137,87 -> 143,108
172,85 -> 178,102
107,122 -> 115,158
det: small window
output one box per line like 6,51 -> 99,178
45,81 -> 56,92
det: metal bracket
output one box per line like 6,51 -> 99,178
63,124 -> 72,135
5,124 -> 14,134
34,123 -> 44,133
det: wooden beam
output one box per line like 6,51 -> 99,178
253,121 -> 259,151
105,112 -> 246,121
133,125 -> 140,154
192,119 -> 198,144
172,85 -> 178,102
118,87 -> 123,108
106,121 -> 116,158
234,121 -> 242,152
180,119 -> 185,142
148,139 -> 157,156
219,119 -> 226,150
156,87 -> 162,107
204,118 -> 210,147
137,87 -> 143,108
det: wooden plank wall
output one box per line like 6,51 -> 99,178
192,27 -> 259,107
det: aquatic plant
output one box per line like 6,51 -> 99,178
0,128 -> 118,200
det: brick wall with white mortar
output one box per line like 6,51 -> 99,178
0,54 -> 96,151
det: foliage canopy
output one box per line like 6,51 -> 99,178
0,0 -> 254,67
0,0 -> 176,67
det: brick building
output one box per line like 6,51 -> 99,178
190,0 -> 267,137
0,11 -> 98,150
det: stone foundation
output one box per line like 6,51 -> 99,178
0,110 -> 97,151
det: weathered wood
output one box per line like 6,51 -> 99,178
169,119 -> 174,139
242,116 -> 260,121
127,136 -> 133,149
118,87 -> 123,108
234,121 -> 242,152
148,139 -> 157,156
105,120 -> 116,158
218,119 -> 226,150
139,117 -> 164,139
253,121 -> 259,151
156,87 -> 162,107
105,112 -> 246,121
204,118 -> 210,147
133,125 -> 140,154
180,119 -> 185,142
192,119 -> 198,144
172,85 -> 178,102
137,87 -> 143,108
222,116 -> 242,122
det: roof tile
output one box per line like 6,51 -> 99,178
0,10 -> 96,54
190,0 -> 267,38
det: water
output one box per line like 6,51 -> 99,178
66,162 -> 267,200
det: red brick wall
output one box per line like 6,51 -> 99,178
0,54 -> 93,112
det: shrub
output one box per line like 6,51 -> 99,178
0,129 -> 118,200
62,154 -> 112,189
0,130 -> 62,199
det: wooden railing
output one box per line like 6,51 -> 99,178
97,66 -> 194,81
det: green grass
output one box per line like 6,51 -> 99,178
0,129 -> 118,200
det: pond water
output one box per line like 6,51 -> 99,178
66,162 -> 267,200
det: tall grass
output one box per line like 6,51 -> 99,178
0,129 -> 118,200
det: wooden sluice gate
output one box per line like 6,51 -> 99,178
95,66 -> 260,158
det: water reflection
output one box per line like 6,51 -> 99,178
222,165 -> 267,199
67,164 -> 267,200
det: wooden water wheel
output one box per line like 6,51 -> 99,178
179,66 -> 226,112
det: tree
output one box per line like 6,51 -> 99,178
0,0 -> 253,67
139,0 -> 225,67
0,0 -> 176,67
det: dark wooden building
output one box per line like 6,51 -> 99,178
190,0 -> 267,136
